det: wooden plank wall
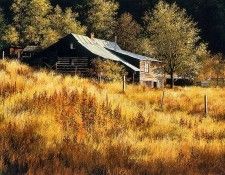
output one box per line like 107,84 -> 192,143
56,57 -> 89,75
139,60 -> 164,87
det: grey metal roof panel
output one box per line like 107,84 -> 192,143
72,34 -> 120,61
95,39 -> 160,62
71,33 -> 140,71
113,49 -> 160,62
93,38 -> 121,51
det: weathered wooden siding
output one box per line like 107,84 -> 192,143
56,57 -> 89,75
139,60 -> 164,88
32,34 -> 95,69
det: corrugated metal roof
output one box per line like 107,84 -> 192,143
73,34 -> 120,61
72,34 -> 140,71
94,38 -> 121,51
93,38 -> 160,62
112,49 -> 160,62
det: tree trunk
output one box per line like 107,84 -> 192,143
217,74 -> 219,87
170,72 -> 174,89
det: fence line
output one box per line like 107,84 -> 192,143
158,91 -> 209,116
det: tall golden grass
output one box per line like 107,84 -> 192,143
0,60 -> 225,174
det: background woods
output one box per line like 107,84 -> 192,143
0,0 -> 225,54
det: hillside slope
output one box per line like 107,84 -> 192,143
0,60 -> 225,174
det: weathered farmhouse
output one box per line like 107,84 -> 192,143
31,33 -> 164,88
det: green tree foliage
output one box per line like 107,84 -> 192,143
10,0 -> 52,46
2,0 -> 86,48
2,25 -> 19,46
170,0 -> 225,55
115,13 -> 142,52
145,1 -> 203,88
86,0 -> 118,39
90,58 -> 127,82
48,5 -> 86,37
137,38 -> 155,57
1,0 -> 225,54
44,5 -> 86,47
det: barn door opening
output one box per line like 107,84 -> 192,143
153,82 -> 158,88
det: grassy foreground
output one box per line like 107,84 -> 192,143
0,60 -> 225,175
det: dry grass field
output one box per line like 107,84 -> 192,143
0,60 -> 225,175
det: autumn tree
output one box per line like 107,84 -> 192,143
44,5 -> 86,47
2,25 -> 19,46
211,54 -> 225,86
197,53 -> 225,86
2,0 -> 86,48
115,13 -> 142,52
7,0 -> 52,46
195,43 -> 211,81
1,0 -> 225,55
145,1 -> 202,88
86,0 -> 118,39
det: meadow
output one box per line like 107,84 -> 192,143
0,60 -> 225,175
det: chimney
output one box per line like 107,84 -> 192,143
114,36 -> 117,43
114,36 -> 118,50
90,33 -> 95,40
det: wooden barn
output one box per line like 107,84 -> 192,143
31,33 -> 164,88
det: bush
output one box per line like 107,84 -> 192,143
90,58 -> 127,82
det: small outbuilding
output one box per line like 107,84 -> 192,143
3,46 -> 23,59
21,46 -> 41,61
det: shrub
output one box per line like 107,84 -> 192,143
90,58 -> 127,82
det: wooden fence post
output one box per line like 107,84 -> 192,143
56,62 -> 58,71
132,73 -> 135,84
99,72 -> 102,83
204,95 -> 208,116
123,75 -> 126,92
75,66 -> 77,75
160,91 -> 165,111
